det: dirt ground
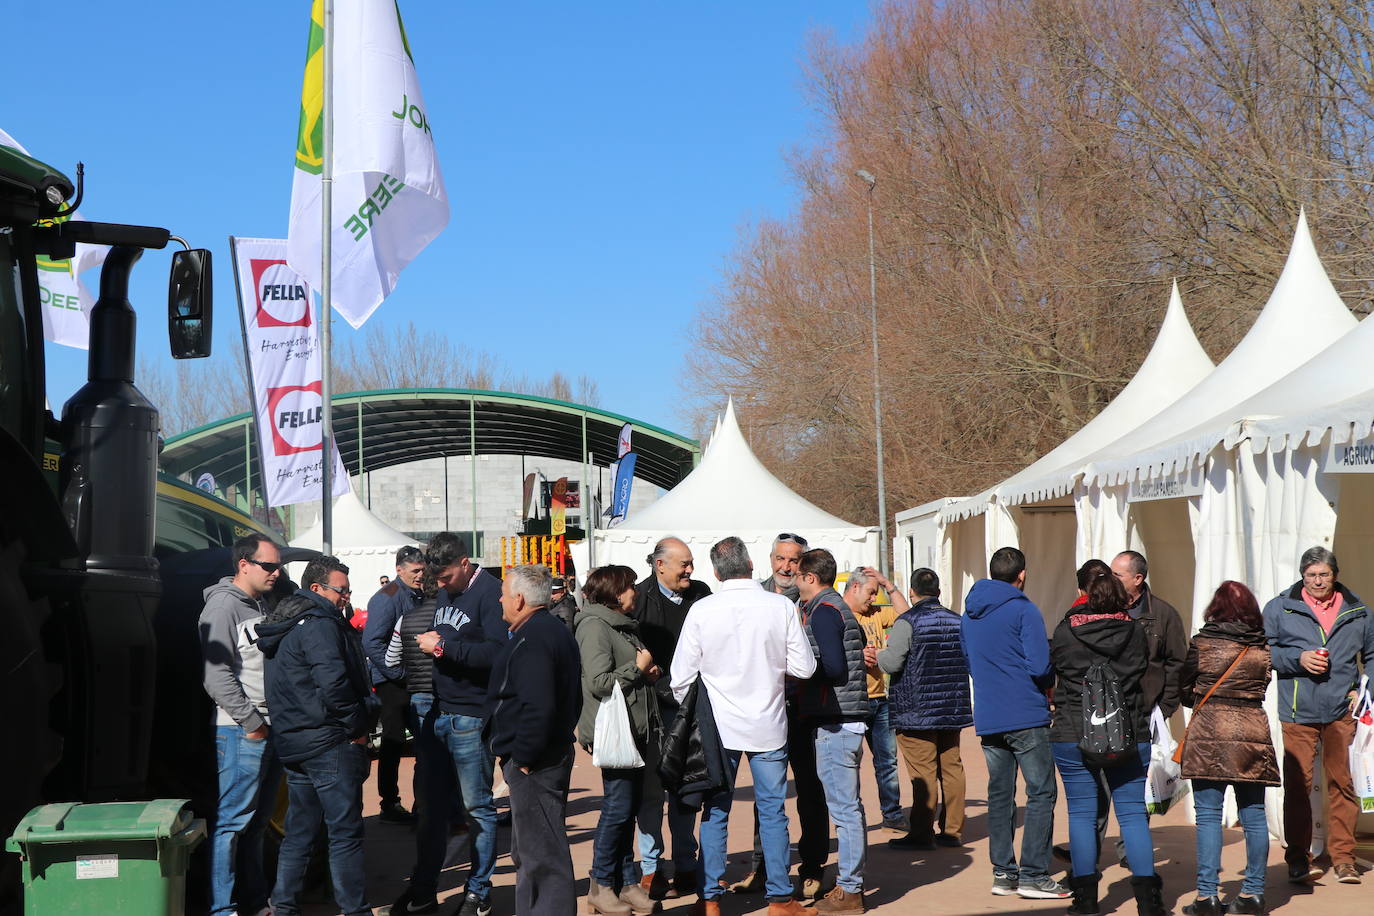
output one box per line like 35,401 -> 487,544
320,731 -> 1370,915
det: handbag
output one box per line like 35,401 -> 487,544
1349,675 -> 1374,812
592,681 -> 645,769
1172,645 -> 1248,765
1145,705 -> 1188,814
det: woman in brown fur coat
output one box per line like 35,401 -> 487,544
1179,581 -> 1279,916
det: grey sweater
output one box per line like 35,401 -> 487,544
198,578 -> 270,731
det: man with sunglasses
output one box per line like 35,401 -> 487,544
258,555 -> 377,916
760,533 -> 806,601
198,533 -> 284,916
363,544 -> 428,825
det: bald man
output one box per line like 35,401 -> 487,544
632,536 -> 712,900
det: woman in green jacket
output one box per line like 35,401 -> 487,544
575,565 -> 662,916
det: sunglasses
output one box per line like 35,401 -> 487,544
318,583 -> 352,596
246,558 -> 282,574
776,533 -> 809,548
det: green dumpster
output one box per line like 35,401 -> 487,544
5,799 -> 205,915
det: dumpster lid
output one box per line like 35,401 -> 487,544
6,800 -> 194,848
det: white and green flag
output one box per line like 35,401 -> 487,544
286,0 -> 448,329
0,127 -> 107,349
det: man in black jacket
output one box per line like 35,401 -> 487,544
258,556 -> 375,916
485,563 -> 582,916
632,536 -> 711,899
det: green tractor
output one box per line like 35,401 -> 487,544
0,142 -> 234,912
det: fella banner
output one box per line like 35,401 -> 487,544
230,236 -> 349,507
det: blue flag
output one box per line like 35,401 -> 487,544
610,452 -> 637,526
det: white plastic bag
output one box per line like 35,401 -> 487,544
1145,705 -> 1188,815
592,681 -> 645,769
1350,676 -> 1374,814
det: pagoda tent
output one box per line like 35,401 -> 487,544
933,282 -> 1214,627
290,487 -> 419,609
591,401 -> 879,579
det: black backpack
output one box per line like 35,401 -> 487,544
1078,657 -> 1136,767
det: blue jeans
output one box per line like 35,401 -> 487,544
866,698 -> 903,825
272,741 -> 370,916
1052,742 -> 1154,878
592,767 -> 645,886
698,746 -> 793,902
210,724 -> 281,916
407,692 -> 462,898
981,726 -> 1057,882
637,697 -> 698,875
815,726 -> 868,893
429,711 -> 498,901
1193,780 -> 1268,898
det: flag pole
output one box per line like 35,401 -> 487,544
319,0 -> 335,555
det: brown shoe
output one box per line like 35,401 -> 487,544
688,900 -> 720,916
768,901 -> 812,915
1335,863 -> 1361,884
670,869 -> 697,899
814,886 -> 865,915
587,880 -> 633,916
800,877 -> 823,900
619,881 -> 659,914
730,869 -> 766,894
642,872 -> 671,900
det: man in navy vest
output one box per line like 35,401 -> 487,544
872,568 -> 972,849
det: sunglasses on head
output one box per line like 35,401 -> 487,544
776,533 -> 809,548
247,558 -> 282,574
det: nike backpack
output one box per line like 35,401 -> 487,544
1078,658 -> 1136,767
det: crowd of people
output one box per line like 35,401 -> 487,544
195,531 -> 1373,916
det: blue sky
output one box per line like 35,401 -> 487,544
8,2 -> 871,435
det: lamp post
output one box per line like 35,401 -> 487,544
855,169 -> 889,579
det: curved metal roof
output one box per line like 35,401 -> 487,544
161,388 -> 700,498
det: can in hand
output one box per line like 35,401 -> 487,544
1316,648 -> 1329,659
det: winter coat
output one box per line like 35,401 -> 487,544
1130,587 -> 1189,717
362,579 -> 422,684
1179,621 -> 1279,786
574,602 -> 660,752
1263,581 -> 1374,724
657,677 -> 730,811
1050,603 -> 1149,746
198,578 -> 271,730
961,578 -> 1054,736
796,588 -> 869,725
880,597 -> 972,731
390,596 -> 438,696
257,588 -> 378,764
632,575 -> 712,702
484,608 -> 582,770
548,594 -> 579,630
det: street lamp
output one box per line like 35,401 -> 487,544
855,169 -> 889,579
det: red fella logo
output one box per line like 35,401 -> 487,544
266,382 -> 325,456
251,258 -> 312,328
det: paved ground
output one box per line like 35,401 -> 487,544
328,731 -> 1370,915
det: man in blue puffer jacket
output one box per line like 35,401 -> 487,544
874,568 -> 972,850
960,547 -> 1066,901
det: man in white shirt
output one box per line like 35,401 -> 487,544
671,536 -> 816,916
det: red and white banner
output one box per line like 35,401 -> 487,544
230,237 -> 349,507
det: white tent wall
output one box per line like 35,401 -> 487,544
894,498 -> 961,592
289,487 -> 418,608
1015,504 -> 1077,634
945,511 -> 985,613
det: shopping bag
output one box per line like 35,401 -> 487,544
1145,705 -> 1188,815
1350,676 -> 1374,814
592,681 -> 645,769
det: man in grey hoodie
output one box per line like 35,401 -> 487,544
198,533 -> 282,916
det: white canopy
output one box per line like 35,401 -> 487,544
941,281 -> 1215,521
592,401 -> 879,576
290,488 -> 418,607
1085,212 -> 1357,485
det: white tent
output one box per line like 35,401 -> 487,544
591,401 -> 880,577
933,282 -> 1215,620
290,487 -> 418,608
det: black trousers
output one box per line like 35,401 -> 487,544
374,679 -> 409,807
747,714 -> 829,878
505,748 -> 576,916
